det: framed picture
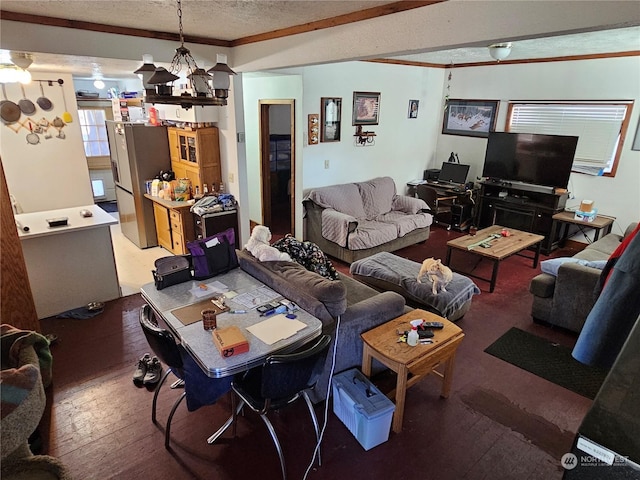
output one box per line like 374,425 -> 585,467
442,99 -> 499,137
408,100 -> 419,119
352,91 -> 380,125
320,97 -> 342,142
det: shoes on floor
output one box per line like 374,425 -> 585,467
143,356 -> 163,385
133,353 -> 151,383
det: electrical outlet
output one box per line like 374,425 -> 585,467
229,173 -> 234,183
324,159 -> 329,169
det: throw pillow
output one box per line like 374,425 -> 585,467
540,257 -> 607,277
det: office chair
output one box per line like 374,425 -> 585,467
139,304 -> 187,449
416,184 -> 456,230
211,334 -> 331,480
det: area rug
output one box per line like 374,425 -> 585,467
97,201 -> 118,213
484,327 -> 609,399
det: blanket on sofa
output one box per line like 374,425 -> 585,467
272,234 -> 338,280
350,252 -> 480,320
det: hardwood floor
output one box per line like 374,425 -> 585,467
38,226 -> 591,480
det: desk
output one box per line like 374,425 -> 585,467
407,180 -> 477,232
445,225 -> 544,293
140,269 -> 322,378
361,309 -> 464,433
551,211 -> 615,247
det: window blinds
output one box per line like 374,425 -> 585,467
508,103 -> 629,170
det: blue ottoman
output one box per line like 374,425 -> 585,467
350,252 -> 480,321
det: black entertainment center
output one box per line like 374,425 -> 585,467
476,132 -> 577,254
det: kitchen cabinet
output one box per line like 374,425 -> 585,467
168,127 -> 221,194
146,195 -> 195,255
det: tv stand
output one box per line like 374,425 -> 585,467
476,181 -> 568,254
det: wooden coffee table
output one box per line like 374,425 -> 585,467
361,309 -> 464,434
445,225 -> 544,292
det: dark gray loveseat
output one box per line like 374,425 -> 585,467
237,249 -> 406,403
303,177 -> 433,264
529,222 -> 637,333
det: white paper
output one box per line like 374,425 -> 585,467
205,237 -> 221,248
233,286 -> 279,309
189,280 -> 229,298
246,314 -> 307,345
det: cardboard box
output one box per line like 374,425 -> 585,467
212,326 -> 249,357
332,369 -> 395,450
574,209 -> 597,223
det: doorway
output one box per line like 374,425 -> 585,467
259,100 -> 295,239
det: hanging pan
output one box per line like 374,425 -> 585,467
36,81 -> 53,111
59,80 -> 72,123
18,84 -> 36,116
26,121 -> 40,145
1,84 -> 21,125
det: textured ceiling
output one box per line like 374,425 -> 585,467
0,0 -> 395,41
1,1 -> 639,79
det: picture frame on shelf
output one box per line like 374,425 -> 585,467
352,91 -> 381,125
320,97 -> 342,142
408,100 -> 419,119
442,99 -> 499,137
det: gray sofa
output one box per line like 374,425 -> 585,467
237,249 -> 407,403
529,222 -> 637,333
303,177 -> 433,264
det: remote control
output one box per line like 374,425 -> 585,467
422,321 -> 444,329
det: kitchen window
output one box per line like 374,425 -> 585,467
507,101 -> 634,177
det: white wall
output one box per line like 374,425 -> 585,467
432,56 -> 640,235
0,72 -> 94,212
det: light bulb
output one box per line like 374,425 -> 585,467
94,79 -> 105,89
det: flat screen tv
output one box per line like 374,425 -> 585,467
438,162 -> 470,184
482,132 -> 578,188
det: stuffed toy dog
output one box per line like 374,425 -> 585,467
245,225 -> 292,262
417,257 -> 453,295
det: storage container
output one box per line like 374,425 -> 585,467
332,368 -> 395,450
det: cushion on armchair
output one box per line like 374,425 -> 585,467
355,176 -> 396,219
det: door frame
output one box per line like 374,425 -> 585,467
259,99 -> 295,235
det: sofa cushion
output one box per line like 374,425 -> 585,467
540,257 -> 607,276
237,250 -> 347,321
348,220 -> 398,250
305,183 -> 366,219
377,210 -> 431,237
355,176 -> 396,220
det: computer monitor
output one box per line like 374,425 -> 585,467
438,162 -> 470,184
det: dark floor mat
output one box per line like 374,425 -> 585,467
97,201 -> 118,213
485,327 -> 609,399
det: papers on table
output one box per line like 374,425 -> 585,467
189,280 -> 230,298
233,286 -> 280,309
246,314 -> 307,345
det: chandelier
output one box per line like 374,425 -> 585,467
135,0 -> 236,109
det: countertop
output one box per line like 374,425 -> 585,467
144,193 -> 195,210
15,204 -> 117,240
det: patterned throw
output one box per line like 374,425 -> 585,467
272,234 -> 339,280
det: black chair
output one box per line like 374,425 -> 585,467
139,304 -> 186,449
417,184 -> 456,230
209,334 -> 331,480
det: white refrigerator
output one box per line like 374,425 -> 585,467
106,121 -> 170,248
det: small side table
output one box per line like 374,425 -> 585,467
552,211 -> 615,247
361,309 -> 464,433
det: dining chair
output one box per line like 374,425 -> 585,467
139,304 -> 187,449
417,184 -> 456,230
210,334 -> 331,480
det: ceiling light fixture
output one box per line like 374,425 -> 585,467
93,79 -> 105,89
0,52 -> 33,84
137,0 -> 236,109
488,43 -> 512,62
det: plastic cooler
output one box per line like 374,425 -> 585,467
332,368 -> 395,450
